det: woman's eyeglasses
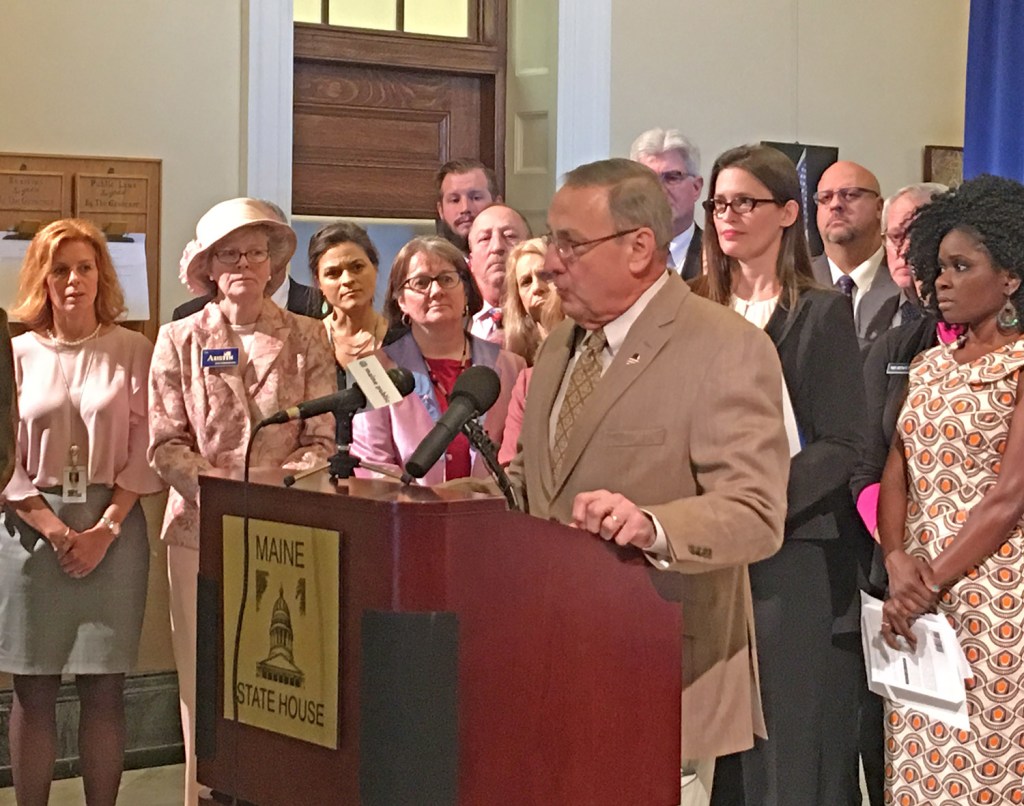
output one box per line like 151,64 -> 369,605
402,271 -> 462,294
702,197 -> 780,216
213,248 -> 270,266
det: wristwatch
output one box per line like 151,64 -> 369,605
99,515 -> 121,537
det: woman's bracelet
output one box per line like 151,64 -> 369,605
98,515 -> 122,537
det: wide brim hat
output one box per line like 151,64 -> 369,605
179,197 -> 297,297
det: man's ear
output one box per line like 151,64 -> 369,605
436,200 -> 444,220
496,194 -> 504,204
692,176 -> 704,196
628,227 -> 658,276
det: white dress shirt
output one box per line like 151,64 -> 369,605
825,245 -> 885,317
668,223 -> 696,273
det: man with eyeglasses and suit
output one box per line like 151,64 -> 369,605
630,128 -> 705,280
811,161 -> 898,350
508,158 -> 789,806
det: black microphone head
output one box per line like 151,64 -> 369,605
450,365 -> 501,414
387,367 -> 416,398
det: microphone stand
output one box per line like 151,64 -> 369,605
462,418 -> 521,511
283,406 -> 413,486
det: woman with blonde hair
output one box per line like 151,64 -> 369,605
1,219 -> 163,806
501,237 -> 562,364
497,237 -> 564,463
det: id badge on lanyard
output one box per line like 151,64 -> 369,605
62,444 -> 87,503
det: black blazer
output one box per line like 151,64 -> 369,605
765,288 -> 866,539
679,224 -> 703,281
850,314 -> 939,502
171,278 -> 326,321
764,288 -> 868,634
0,309 -> 16,490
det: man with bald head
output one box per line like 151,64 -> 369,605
508,158 -> 790,805
811,161 -> 898,348
467,203 -> 530,343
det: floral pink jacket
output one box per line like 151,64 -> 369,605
148,300 -> 335,548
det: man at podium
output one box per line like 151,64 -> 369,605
508,158 -> 790,806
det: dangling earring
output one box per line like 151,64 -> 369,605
997,295 -> 1020,331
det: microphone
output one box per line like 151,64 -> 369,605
260,367 -> 415,426
405,365 -> 501,479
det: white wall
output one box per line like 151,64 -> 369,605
0,0 -> 245,322
608,0 -> 969,197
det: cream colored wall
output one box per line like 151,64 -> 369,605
0,1 -> 246,684
609,0 -> 969,197
0,0 -> 244,322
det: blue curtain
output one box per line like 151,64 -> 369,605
964,1 -> 1024,181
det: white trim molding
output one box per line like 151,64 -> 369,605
244,0 -> 294,213
555,0 -> 611,179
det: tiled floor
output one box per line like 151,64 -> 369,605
0,764 -> 183,806
0,762 -> 870,804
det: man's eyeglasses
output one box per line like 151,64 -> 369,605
884,230 -> 907,249
214,248 -> 270,266
701,197 -> 780,217
812,187 -> 879,205
657,170 -> 693,187
402,270 -> 462,294
541,228 -> 641,262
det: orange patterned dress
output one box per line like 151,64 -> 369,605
885,339 -> 1024,806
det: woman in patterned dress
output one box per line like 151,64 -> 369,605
878,175 -> 1024,805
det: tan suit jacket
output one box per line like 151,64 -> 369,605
507,272 -> 790,759
0,309 -> 16,491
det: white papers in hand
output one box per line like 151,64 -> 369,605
860,592 -> 972,731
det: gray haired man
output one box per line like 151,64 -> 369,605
629,128 -> 704,279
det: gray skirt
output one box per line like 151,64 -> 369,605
0,485 -> 149,675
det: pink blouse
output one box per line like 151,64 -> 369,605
3,326 -> 163,501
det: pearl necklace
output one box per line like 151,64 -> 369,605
47,323 -> 102,347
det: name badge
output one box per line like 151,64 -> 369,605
886,362 -> 910,375
62,464 -> 88,503
202,347 -> 240,368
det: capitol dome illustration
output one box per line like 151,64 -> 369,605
256,586 -> 305,688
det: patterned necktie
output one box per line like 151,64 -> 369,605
835,274 -> 856,298
900,299 -> 922,323
552,328 -> 607,473
484,307 -> 503,329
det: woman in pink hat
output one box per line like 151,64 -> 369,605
147,198 -> 335,805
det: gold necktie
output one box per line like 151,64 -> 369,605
552,328 -> 607,473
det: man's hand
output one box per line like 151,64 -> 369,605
571,490 -> 656,550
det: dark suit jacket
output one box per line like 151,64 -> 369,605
678,224 -> 703,281
849,315 -> 938,595
811,253 -> 898,350
735,289 -> 867,804
850,314 -> 938,503
171,278 -> 326,321
0,309 -> 16,490
508,272 -> 791,759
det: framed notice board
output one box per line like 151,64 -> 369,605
0,152 -> 161,341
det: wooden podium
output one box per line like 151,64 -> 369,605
197,471 -> 683,805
